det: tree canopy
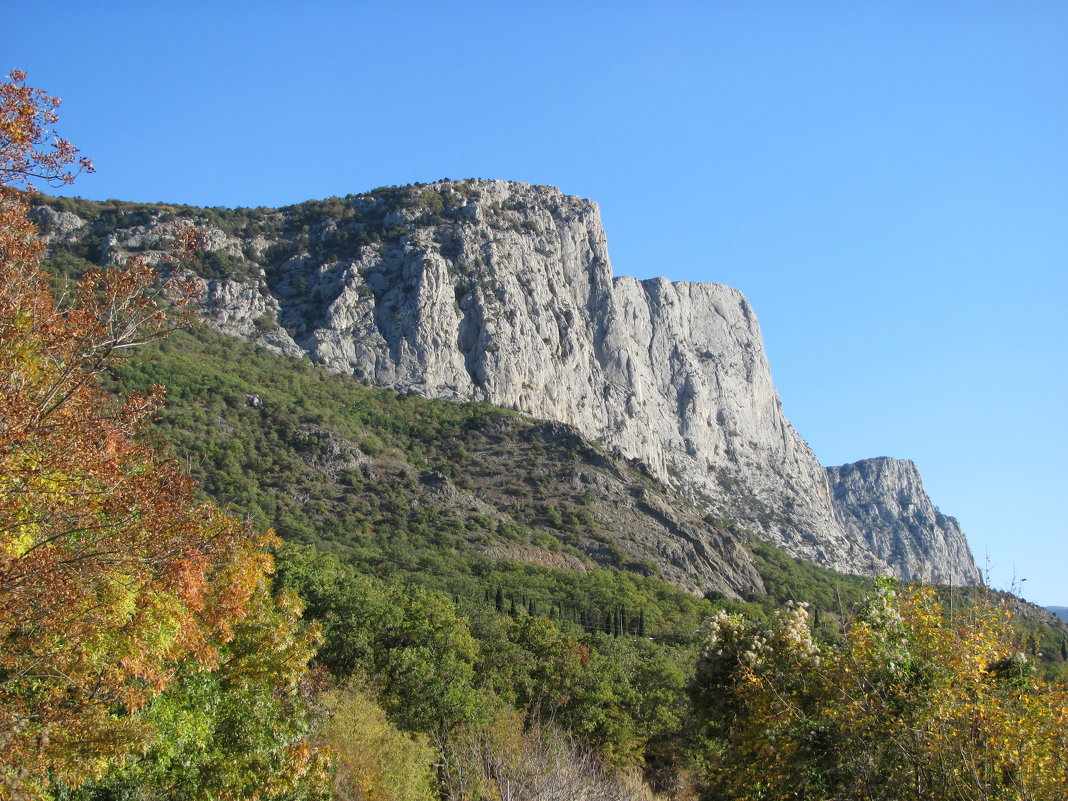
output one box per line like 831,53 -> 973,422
691,580 -> 1068,800
0,68 -> 316,799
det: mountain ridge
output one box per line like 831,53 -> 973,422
1048,607 -> 1068,624
31,180 -> 980,587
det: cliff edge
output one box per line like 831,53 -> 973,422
31,180 -> 981,586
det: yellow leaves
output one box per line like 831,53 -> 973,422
92,573 -> 138,625
696,583 -> 1068,800
0,523 -> 34,557
322,679 -> 438,801
0,73 -> 281,797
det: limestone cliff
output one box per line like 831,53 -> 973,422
826,458 -> 981,585
30,181 -> 980,585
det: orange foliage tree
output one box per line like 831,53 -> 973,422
0,70 -> 277,796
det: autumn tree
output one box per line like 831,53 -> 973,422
320,679 -> 438,801
691,582 -> 1068,801
0,69 -> 304,798
72,587 -> 330,801
0,69 -> 93,191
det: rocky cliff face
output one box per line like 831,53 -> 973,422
826,458 -> 981,585
31,181 -> 980,585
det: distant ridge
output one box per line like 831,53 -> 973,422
1047,607 -> 1068,623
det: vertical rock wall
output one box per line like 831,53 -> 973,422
30,181 -> 981,584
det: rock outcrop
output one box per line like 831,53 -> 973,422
31,181 -> 981,585
826,458 -> 981,585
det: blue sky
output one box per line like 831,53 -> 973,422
6,1 -> 1066,605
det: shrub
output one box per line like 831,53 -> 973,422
691,581 -> 1068,801
321,680 -> 437,801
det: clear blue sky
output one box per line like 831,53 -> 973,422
7,1 -> 1066,605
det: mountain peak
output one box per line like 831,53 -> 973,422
32,184 -> 981,587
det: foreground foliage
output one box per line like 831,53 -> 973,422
692,580 -> 1068,800
0,70 -> 323,800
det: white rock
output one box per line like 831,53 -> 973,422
42,182 -> 980,585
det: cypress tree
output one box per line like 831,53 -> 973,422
638,608 -> 646,638
495,587 -> 504,613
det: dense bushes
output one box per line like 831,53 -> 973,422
691,581 -> 1068,800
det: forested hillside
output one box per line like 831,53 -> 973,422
28,176 -> 980,586
102,323 -> 1068,799
3,69 -> 1067,801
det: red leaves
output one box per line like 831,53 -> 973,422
1,68 -> 93,191
0,70 -> 271,796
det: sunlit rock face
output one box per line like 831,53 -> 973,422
35,180 -> 980,585
826,457 -> 981,585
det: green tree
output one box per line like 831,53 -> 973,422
506,615 -> 587,720
275,546 -> 483,735
371,585 -> 482,733
0,69 -> 288,798
691,582 -> 1068,801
